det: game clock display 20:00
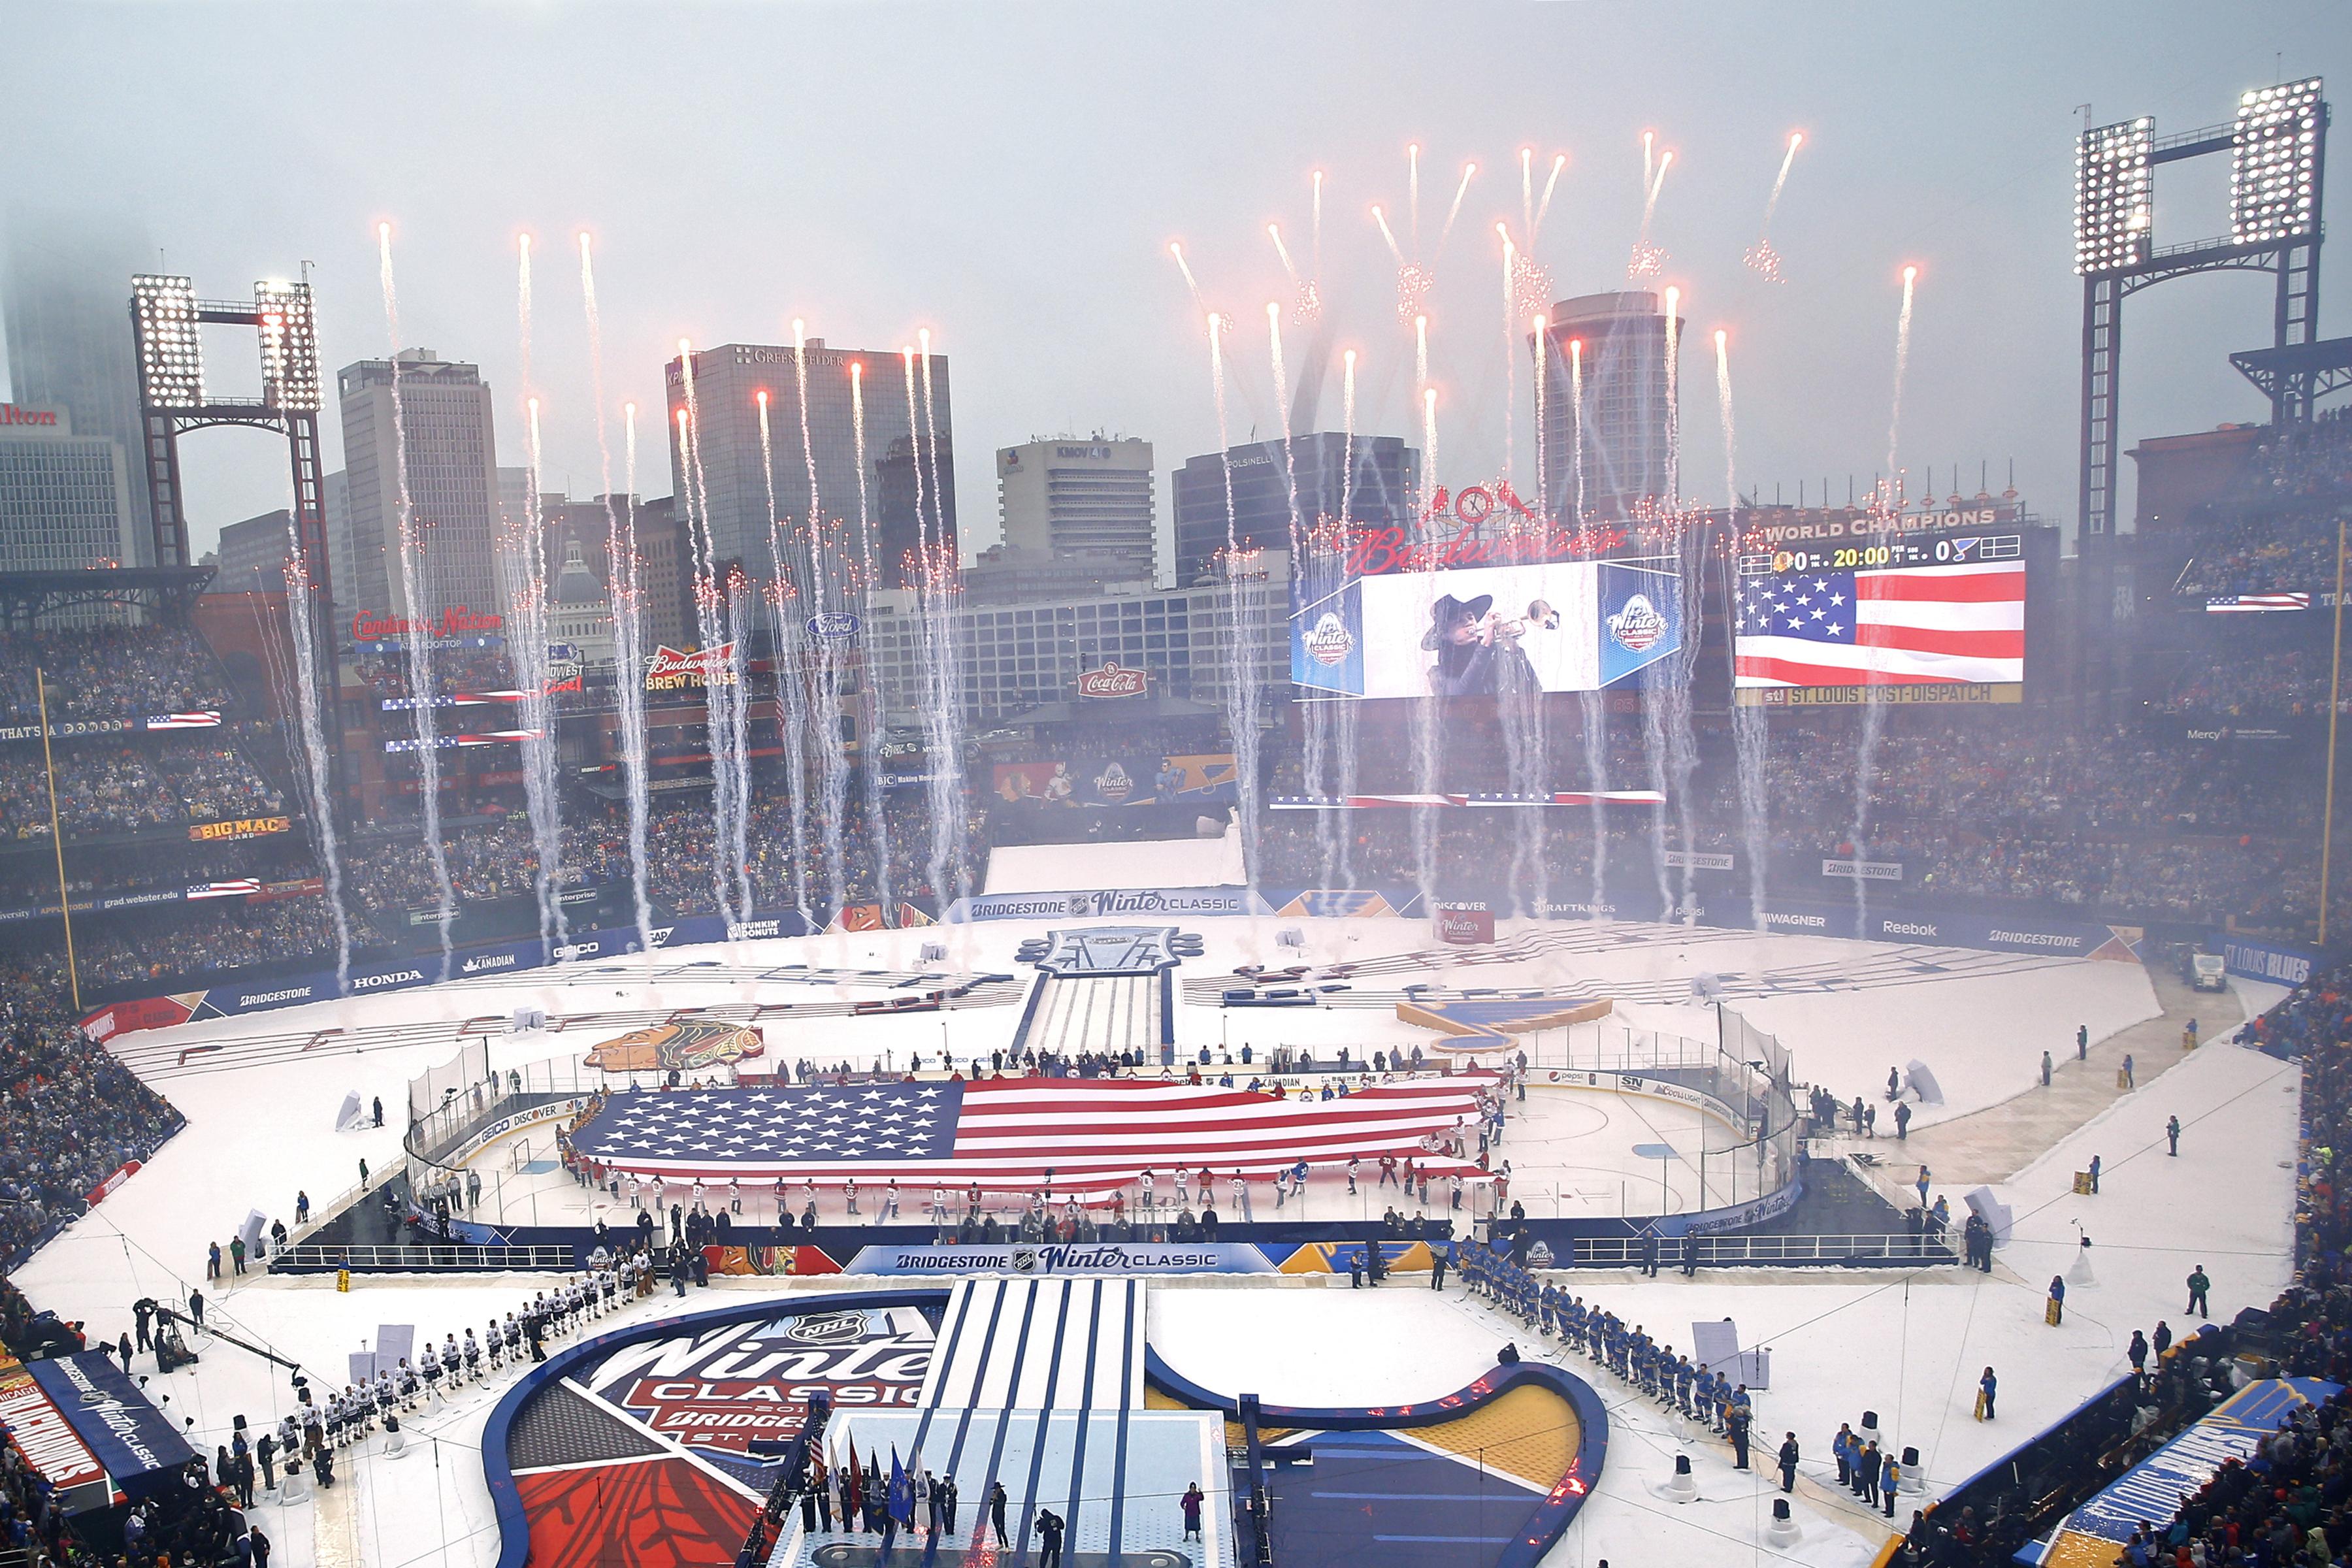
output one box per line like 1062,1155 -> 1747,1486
1749,532 -> 2023,576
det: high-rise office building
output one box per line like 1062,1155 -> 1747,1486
1535,291 -> 1681,520
1,220 -> 156,563
663,340 -> 955,584
214,508 -> 292,593
0,402 -> 137,575
630,495 -> 691,653
336,350 -> 502,624
996,437 -> 1156,581
1169,433 -> 1418,585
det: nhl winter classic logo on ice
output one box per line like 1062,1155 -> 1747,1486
1304,612 -> 1356,666
1608,594 -> 1667,652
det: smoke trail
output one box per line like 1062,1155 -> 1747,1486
1333,349 -> 1360,889
254,293 -> 353,987
1206,315 -> 1262,879
278,552 -> 352,986
1268,303 -> 1311,892
376,224 -> 455,979
1565,338 -> 1608,919
675,344 -> 740,925
1311,169 -> 1323,274
508,237 -> 566,955
578,235 -> 655,964
1168,242 -> 1206,314
915,331 -> 966,909
723,574 -> 756,921
1371,206 -> 1404,265
511,394 -> 567,953
1718,331 -> 1770,923
1535,154 -> 1567,238
1850,269 -> 1918,930
1744,133 -> 1805,282
1411,386 -> 1441,914
794,324 -> 851,920
1499,231 -> 1517,489
851,362 -> 892,917
1887,267 -> 1916,480
1629,148 -> 1674,278
755,391 -> 808,925
1437,161 -> 1477,247
1408,142 -> 1420,249
613,400 -> 655,962
1660,289 -> 1703,918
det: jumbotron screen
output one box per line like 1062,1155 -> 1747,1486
1733,532 -> 2026,705
1292,558 -> 1683,699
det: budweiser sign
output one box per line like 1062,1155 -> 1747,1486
1076,659 -> 1149,699
350,606 -> 504,641
644,643 -> 739,692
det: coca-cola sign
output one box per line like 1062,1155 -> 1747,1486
1075,659 -> 1149,699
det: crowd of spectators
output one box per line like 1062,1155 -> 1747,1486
0,626 -> 236,724
2175,510 -> 2345,597
0,975 -> 184,1269
2166,651 -> 2343,719
2048,969 -> 2352,1568
0,739 -> 283,841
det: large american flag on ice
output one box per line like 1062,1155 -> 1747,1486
569,1075 -> 1494,1194
1734,559 -> 2027,688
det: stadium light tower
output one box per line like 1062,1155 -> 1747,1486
2075,77 -> 2328,544
129,274 -> 340,766
129,273 -> 332,583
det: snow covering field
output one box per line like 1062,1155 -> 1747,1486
12,911 -> 2286,1568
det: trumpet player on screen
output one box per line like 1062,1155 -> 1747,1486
1424,593 -> 1539,696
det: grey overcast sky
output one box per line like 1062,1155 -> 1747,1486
3,0 -> 2345,568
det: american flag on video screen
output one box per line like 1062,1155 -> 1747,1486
568,1075 -> 1494,1193
1734,561 -> 2026,687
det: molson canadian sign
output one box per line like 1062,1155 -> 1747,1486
644,644 -> 739,692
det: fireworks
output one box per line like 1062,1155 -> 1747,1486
1744,131 -> 1805,281
1630,141 -> 1674,280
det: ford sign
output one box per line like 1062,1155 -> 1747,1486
807,611 -> 862,641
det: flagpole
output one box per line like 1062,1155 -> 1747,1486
38,668 -> 79,1011
2325,515 -> 2347,947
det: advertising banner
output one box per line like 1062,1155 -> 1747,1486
949,887 -> 1272,923
841,1241 -> 1277,1277
24,1352 -> 199,1505
992,753 -> 1237,808
0,1356 -> 110,1514
1821,858 -> 1905,882
188,815 -> 292,843
1294,557 -> 1682,699
2031,1379 -> 2340,1568
2222,936 -> 2317,987
0,711 -> 221,743
1433,905 -> 1496,945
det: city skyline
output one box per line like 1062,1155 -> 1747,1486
0,3 -> 2344,578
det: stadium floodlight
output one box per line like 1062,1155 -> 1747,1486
2074,118 -> 2154,275
2232,76 -> 2323,244
130,274 -> 205,407
253,279 -> 321,413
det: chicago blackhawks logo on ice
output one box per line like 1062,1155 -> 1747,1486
583,1018 -> 765,1073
